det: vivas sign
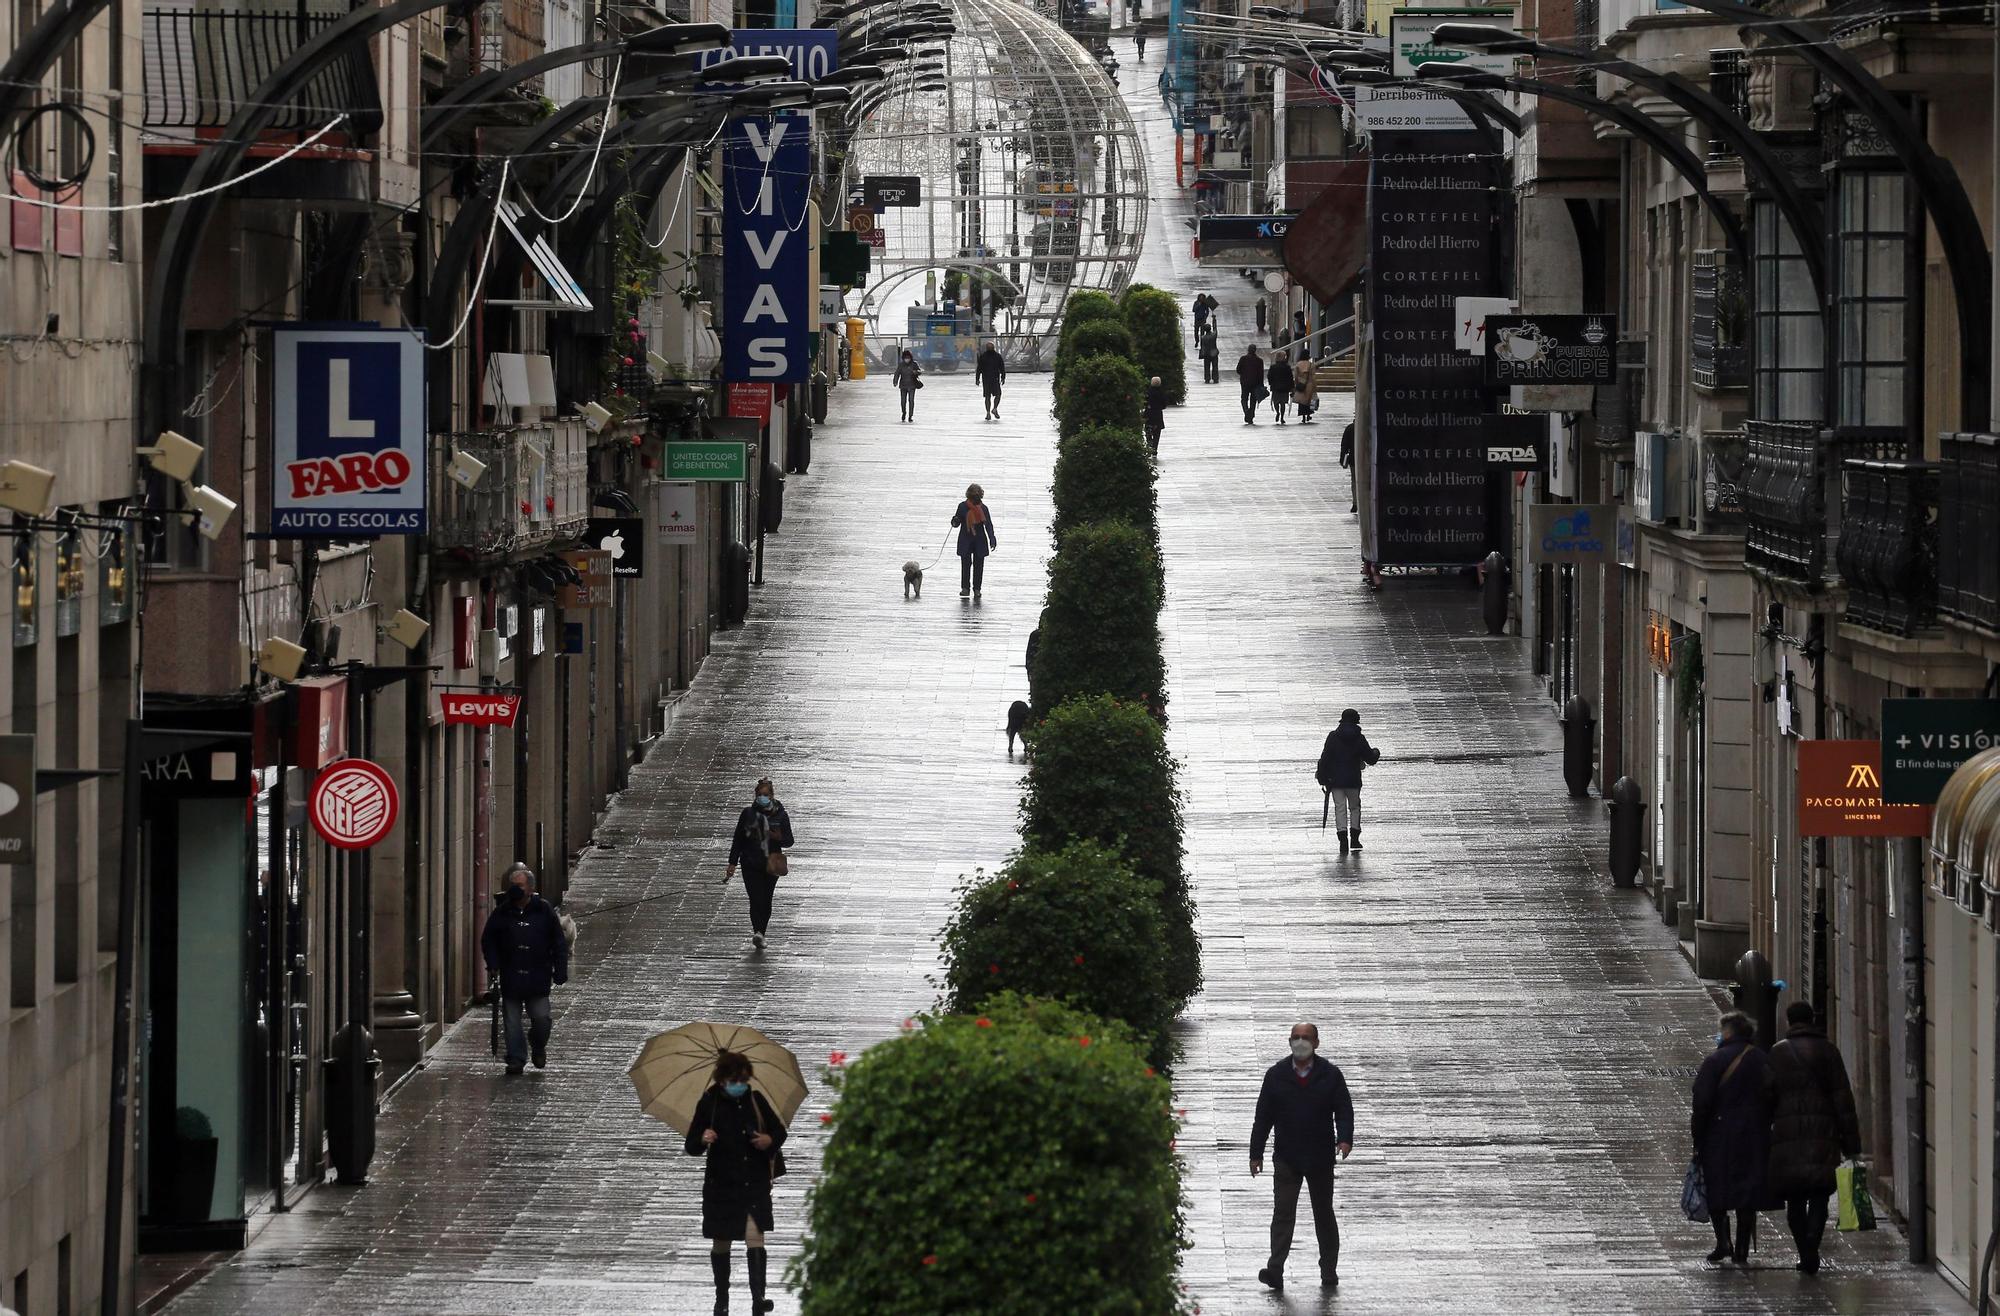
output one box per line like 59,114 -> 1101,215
723,116 -> 814,383
1529,503 -> 1613,564
272,326 -> 426,535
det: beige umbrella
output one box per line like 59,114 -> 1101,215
628,1021 -> 808,1134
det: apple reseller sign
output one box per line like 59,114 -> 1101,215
723,117 -> 814,384
585,516 -> 644,578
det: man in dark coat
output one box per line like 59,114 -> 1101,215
1767,1002 -> 1862,1273
1339,420 -> 1356,512
975,341 -> 1007,419
1198,321 -> 1220,383
1236,345 -> 1265,424
1250,1022 -> 1354,1293
1144,375 -> 1168,454
1691,1010 -> 1775,1264
480,864 -> 569,1074
1315,709 -> 1380,852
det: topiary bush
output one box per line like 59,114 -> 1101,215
1051,424 -> 1158,553
1117,282 -> 1161,309
1052,318 -> 1139,395
1056,290 -> 1121,356
1121,287 -> 1186,406
1054,353 -> 1146,441
795,994 -> 1191,1316
937,841 -> 1176,1066
1030,520 -> 1164,716
1020,695 -> 1198,1005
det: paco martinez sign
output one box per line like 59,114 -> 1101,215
1797,739 -> 1932,837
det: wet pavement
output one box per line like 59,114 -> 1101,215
156,47 -> 1966,1316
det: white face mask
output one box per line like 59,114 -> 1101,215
1290,1038 -> 1315,1062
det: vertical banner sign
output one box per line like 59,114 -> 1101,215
1367,133 -> 1497,565
272,326 -> 427,534
723,117 -> 814,383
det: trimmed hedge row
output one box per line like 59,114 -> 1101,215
1050,424 -> 1157,550
1054,353 -> 1147,440
1029,521 -> 1165,717
1121,287 -> 1187,406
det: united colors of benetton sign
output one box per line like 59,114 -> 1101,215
273,327 -> 426,535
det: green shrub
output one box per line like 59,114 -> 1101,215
1030,520 -> 1164,716
1117,282 -> 1161,308
1054,353 -> 1146,440
1121,287 -> 1186,406
1020,694 -> 1199,1005
795,995 -> 1190,1316
1056,290 -> 1121,356
937,841 -> 1176,1066
1051,425 -> 1157,552
1052,318 -> 1138,394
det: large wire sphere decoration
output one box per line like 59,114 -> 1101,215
845,0 -> 1148,370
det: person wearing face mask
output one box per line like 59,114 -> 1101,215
1249,1023 -> 1354,1293
1690,1010 -> 1774,1265
726,777 -> 796,950
686,1050 -> 788,1314
479,863 -> 569,1075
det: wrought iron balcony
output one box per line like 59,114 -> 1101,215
1745,421 -> 1913,586
142,8 -> 383,134
1939,431 -> 2000,634
1836,459 -> 1938,636
432,420 -> 590,562
1691,250 -> 1747,391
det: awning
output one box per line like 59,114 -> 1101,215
491,200 -> 594,313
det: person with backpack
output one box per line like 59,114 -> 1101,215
1314,708 -> 1380,851
726,777 -> 796,950
480,863 -> 570,1074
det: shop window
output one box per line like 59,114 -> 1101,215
1752,201 -> 1823,424
1835,171 -> 1908,430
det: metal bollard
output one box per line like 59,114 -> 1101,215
1608,774 -> 1642,886
1561,696 -> 1596,798
1481,550 -> 1509,635
323,1020 -> 380,1183
1730,949 -> 1784,1049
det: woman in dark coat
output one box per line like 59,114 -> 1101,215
1143,376 -> 1168,454
725,777 -> 795,951
1690,1010 -> 1774,1264
1314,708 -> 1380,852
891,348 -> 922,422
1267,350 -> 1294,424
685,1050 -> 789,1314
1767,1001 -> 1862,1273
950,483 -> 997,599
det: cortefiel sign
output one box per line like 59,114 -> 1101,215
723,117 -> 814,383
1798,739 -> 1932,837
1482,314 -> 1618,385
1881,698 -> 2000,804
862,175 -> 921,208
695,29 -> 837,83
1529,503 -> 1613,564
272,326 -> 426,535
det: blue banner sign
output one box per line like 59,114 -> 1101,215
722,117 -> 814,383
696,29 -> 837,84
272,326 -> 426,535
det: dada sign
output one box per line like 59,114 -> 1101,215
273,327 -> 427,535
722,117 -> 814,383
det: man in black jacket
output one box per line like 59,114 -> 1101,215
1250,1022 -> 1354,1292
480,864 -> 569,1075
1236,345 -> 1265,424
1768,1002 -> 1863,1273
975,341 -> 1007,419
1316,708 -> 1381,852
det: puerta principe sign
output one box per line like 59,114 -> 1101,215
1881,698 -> 2000,805
1482,315 -> 1618,386
1798,739 -> 1932,837
1529,503 -> 1613,565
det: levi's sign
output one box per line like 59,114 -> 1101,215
723,117 -> 814,383
273,326 -> 427,534
440,691 -> 521,728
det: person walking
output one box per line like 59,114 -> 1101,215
891,348 -> 922,422
951,483 -> 997,598
1144,375 -> 1167,455
1691,1010 -> 1775,1265
1292,309 -> 1310,347
1339,420 -> 1356,512
1767,1002 -> 1862,1274
685,1050 -> 789,1315
1294,352 -> 1318,423
1198,321 -> 1220,383
1250,1022 -> 1354,1293
479,863 -> 569,1075
1314,708 -> 1380,852
975,340 -> 1007,420
1192,291 -> 1212,339
1267,350 -> 1294,424
726,778 -> 795,951
1255,298 -> 1268,339
1236,343 -> 1266,424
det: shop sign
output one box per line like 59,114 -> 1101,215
293,675 -> 349,773
1389,8 -> 1517,77
585,516 -> 644,578
308,757 -> 399,850
1798,739 -> 1931,837
727,382 -> 774,424
272,326 -> 426,535
1482,414 -> 1546,472
1482,315 -> 1618,386
0,734 -> 33,865
659,482 -> 700,540
1349,82 -> 1473,131
1881,698 -> 2000,804
722,117 -> 814,383
560,550 -> 613,610
819,285 -> 845,327
862,175 -> 921,208
666,440 -> 748,482
695,29 -> 837,84
440,690 -> 522,728
1528,503 -> 1613,565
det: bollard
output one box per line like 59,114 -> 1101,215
1561,696 -> 1596,798
1730,949 -> 1783,1049
1608,775 -> 1642,886
1481,550 -> 1509,635
723,542 -> 751,624
323,1019 -> 380,1183
761,461 -> 785,533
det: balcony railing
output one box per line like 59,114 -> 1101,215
1745,421 -> 1912,585
142,8 -> 382,133
1691,250 -> 1748,391
1836,459 -> 1938,636
433,420 -> 590,561
1939,431 -> 2000,634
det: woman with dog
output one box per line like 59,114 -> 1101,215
951,484 -> 998,599
892,348 -> 922,422
726,778 -> 795,951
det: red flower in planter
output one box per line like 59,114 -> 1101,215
1077,1035 -> 1092,1048
921,1254 -> 938,1267
1073,954 -> 1085,965
975,1017 -> 992,1028
518,501 -> 531,517
988,963 -> 1000,975
1144,1066 -> 1156,1077
1024,1192 -> 1037,1204
829,1050 -> 848,1067
820,1112 -> 834,1125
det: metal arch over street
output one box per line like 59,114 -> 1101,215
841,0 -> 1148,367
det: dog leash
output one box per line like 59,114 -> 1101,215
915,524 -> 954,574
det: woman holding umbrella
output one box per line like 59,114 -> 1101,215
686,1049 -> 789,1313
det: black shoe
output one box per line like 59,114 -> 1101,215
531,1044 -> 546,1069
1257,1267 -> 1283,1292
505,1063 -> 525,1076
1337,831 -> 1349,853
1349,831 -> 1363,850
1321,1271 -> 1338,1289
1705,1245 -> 1731,1264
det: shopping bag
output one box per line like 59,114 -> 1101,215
1680,1155 -> 1710,1223
1836,1159 -> 1877,1232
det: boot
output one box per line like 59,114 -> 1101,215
1337,829 -> 1349,853
711,1250 -> 730,1314
1348,829 -> 1363,851
747,1246 -> 775,1312
1731,1213 -> 1754,1266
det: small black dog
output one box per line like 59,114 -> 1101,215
1005,700 -> 1031,755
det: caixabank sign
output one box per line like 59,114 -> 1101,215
272,326 -> 427,535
